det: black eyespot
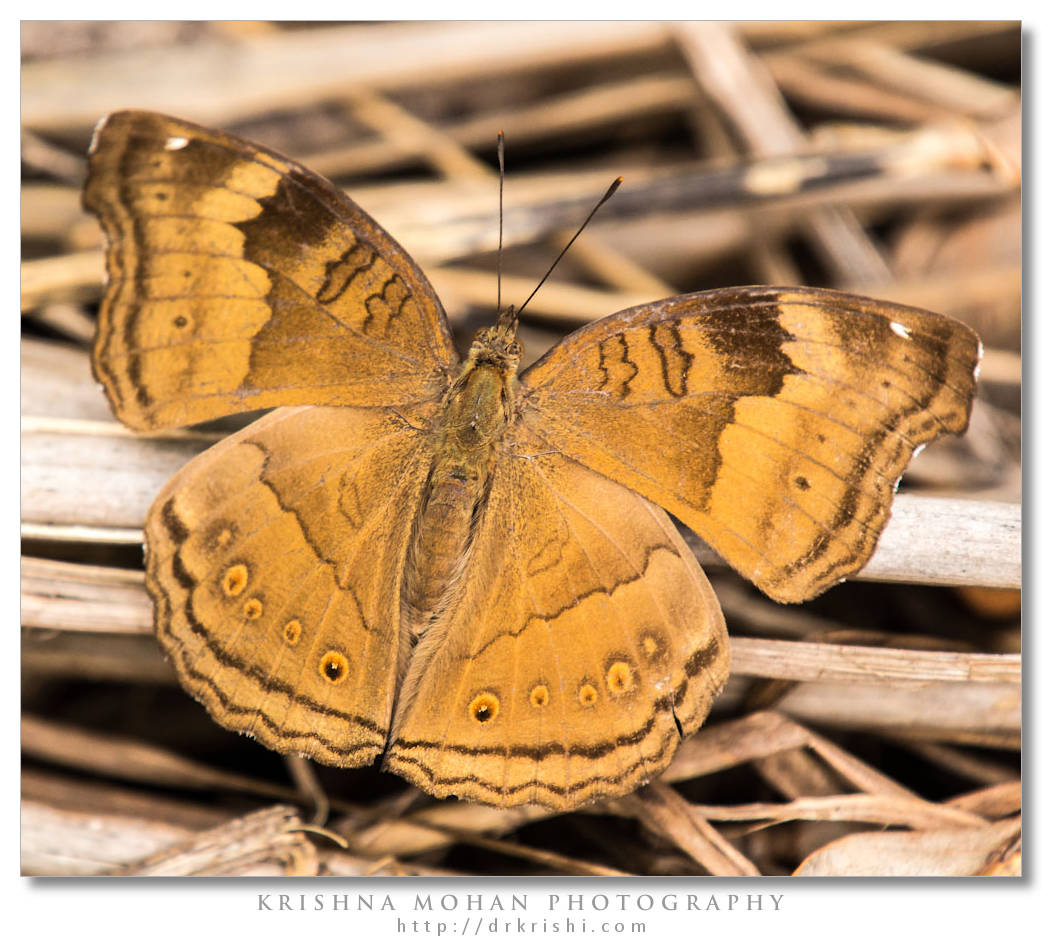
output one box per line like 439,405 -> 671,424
320,650 -> 349,684
469,692 -> 500,723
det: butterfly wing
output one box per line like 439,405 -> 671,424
385,427 -> 728,810
147,403 -> 436,767
85,110 -> 457,430
518,286 -> 979,603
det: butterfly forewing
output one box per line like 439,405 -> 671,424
519,286 -> 979,603
85,110 -> 457,430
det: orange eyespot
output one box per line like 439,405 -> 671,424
529,685 -> 550,708
469,692 -> 500,724
319,651 -> 349,685
283,619 -> 302,645
640,631 -> 667,662
243,597 -> 263,620
578,683 -> 598,707
221,564 -> 248,596
606,661 -> 634,695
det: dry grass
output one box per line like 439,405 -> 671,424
21,20 -> 1020,877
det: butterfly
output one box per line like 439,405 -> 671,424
84,111 -> 980,810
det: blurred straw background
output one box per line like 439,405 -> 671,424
21,21 -> 1020,876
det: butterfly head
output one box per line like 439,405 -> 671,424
469,304 -> 523,371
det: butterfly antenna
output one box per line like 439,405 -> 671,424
496,131 -> 505,317
515,176 -> 623,317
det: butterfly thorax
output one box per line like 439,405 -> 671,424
399,332 -> 521,668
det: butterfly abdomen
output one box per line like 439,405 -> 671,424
402,470 -> 481,625
400,361 -> 512,646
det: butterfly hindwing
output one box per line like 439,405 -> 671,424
85,110 -> 457,430
385,426 -> 729,810
519,286 -> 979,602
147,404 -> 436,766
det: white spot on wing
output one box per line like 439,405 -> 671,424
890,321 -> 911,340
88,113 -> 111,155
165,136 -> 189,151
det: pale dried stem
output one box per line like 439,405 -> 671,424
344,87 -> 492,182
284,755 -> 330,827
308,75 -> 699,179
611,781 -> 761,876
115,805 -> 318,876
944,781 -> 1021,819
21,714 -> 295,801
342,87 -> 673,298
675,21 -> 891,286
23,22 -> 678,130
794,40 -> 1019,119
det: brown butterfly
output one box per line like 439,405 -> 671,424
84,111 -> 979,810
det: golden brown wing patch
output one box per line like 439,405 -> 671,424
385,430 -> 728,810
85,111 -> 456,430
147,404 -> 436,766
520,286 -> 979,602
